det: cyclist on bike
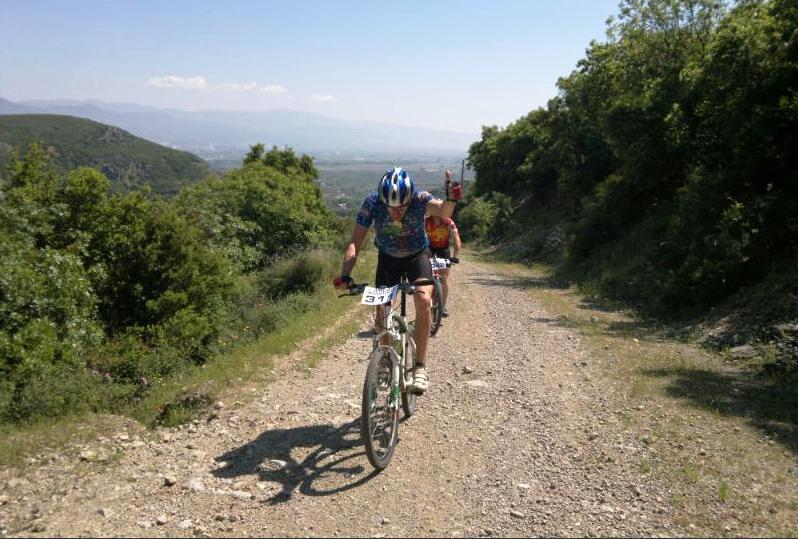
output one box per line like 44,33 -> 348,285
425,214 -> 462,317
334,167 -> 462,393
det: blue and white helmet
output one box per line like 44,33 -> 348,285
378,167 -> 415,207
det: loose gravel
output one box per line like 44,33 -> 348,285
0,260 -> 726,537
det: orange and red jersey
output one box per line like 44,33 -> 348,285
425,216 -> 458,249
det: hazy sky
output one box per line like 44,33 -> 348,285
0,0 -> 620,135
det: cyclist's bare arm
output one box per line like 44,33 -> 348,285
340,223 -> 369,282
428,169 -> 461,220
427,198 -> 456,220
451,224 -> 462,258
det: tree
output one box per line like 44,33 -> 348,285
244,143 -> 265,165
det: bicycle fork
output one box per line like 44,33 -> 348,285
378,309 -> 407,422
392,337 -> 403,420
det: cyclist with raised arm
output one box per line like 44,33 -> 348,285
334,167 -> 462,393
425,214 -> 462,317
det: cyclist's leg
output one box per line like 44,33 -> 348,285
440,268 -> 450,313
438,247 -> 452,308
408,250 -> 434,367
375,250 -> 401,346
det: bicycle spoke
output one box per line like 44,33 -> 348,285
362,349 -> 399,468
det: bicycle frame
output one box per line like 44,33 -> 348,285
340,275 -> 432,470
429,257 -> 452,336
372,277 -> 417,407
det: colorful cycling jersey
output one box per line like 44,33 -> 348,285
356,191 -> 434,257
425,216 -> 458,249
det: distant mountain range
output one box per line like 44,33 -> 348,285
0,114 -> 213,194
0,98 -> 476,159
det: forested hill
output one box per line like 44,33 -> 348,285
0,114 -> 213,194
459,0 -> 797,328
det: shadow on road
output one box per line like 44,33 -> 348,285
357,329 -> 376,339
212,418 -> 379,504
643,366 -> 798,453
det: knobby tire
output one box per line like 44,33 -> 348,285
430,279 -> 444,336
361,347 -> 399,470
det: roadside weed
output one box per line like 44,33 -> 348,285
718,479 -> 731,502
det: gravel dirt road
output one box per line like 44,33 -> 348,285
2,258 -> 795,537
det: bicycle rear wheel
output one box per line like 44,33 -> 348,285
430,279 -> 444,336
362,347 -> 399,470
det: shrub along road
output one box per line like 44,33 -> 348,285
2,258 -> 796,536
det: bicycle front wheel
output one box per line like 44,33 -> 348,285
430,278 -> 444,336
362,347 -> 399,470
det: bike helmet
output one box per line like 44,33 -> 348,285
378,167 -> 415,207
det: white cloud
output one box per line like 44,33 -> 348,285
310,94 -> 336,103
259,84 -> 287,95
146,75 -> 208,91
215,81 -> 258,92
147,76 -> 289,97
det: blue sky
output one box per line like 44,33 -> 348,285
0,0 -> 620,135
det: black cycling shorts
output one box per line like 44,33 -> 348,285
430,246 -> 451,260
375,248 -> 434,287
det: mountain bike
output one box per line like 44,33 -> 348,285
339,275 -> 434,470
429,256 -> 455,336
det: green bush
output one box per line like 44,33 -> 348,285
0,145 -> 342,425
89,332 -> 184,387
6,364 -> 103,422
252,293 -> 321,335
0,241 -> 105,421
86,193 -> 236,334
458,197 -> 498,243
176,155 -> 336,272
458,192 -> 513,244
258,248 -> 336,300
466,0 -> 798,315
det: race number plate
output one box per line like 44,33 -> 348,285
430,257 -> 449,270
361,285 -> 398,305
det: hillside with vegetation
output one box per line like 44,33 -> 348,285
0,143 -> 346,426
0,114 -> 213,194
458,0 -> 797,352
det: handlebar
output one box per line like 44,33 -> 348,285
337,283 -> 368,297
336,279 -> 435,298
432,257 -> 459,267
